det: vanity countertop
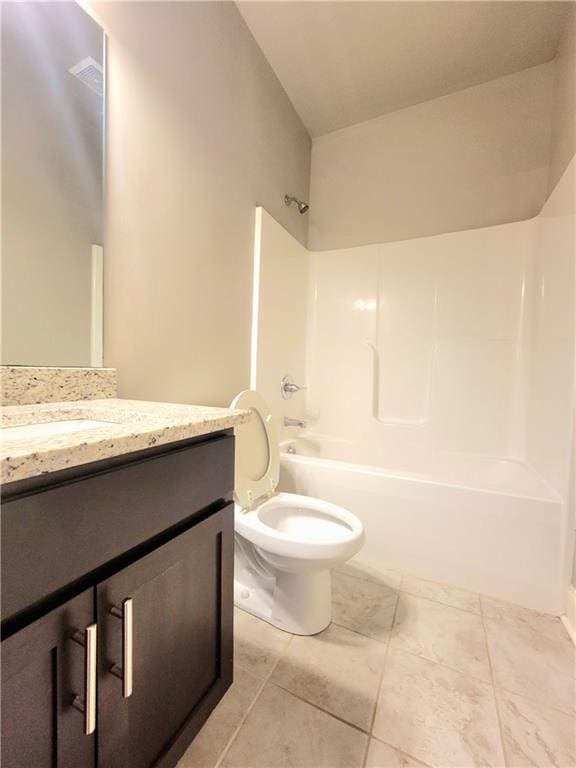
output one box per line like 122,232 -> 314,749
1,398 -> 250,484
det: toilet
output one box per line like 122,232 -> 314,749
230,390 -> 364,635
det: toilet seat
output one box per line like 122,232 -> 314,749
231,389 -> 363,561
230,390 -> 280,509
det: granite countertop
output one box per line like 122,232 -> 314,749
1,398 -> 250,484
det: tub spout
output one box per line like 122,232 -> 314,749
284,417 -> 306,429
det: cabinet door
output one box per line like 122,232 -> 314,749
97,504 -> 234,768
1,590 -> 96,768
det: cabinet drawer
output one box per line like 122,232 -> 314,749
2,433 -> 234,625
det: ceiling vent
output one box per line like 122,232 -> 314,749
69,56 -> 104,96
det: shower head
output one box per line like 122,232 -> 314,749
284,194 -> 309,214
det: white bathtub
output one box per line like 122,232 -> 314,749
279,435 -> 566,613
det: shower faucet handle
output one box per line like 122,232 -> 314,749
281,375 -> 307,400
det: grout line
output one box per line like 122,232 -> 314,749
331,619 -> 392,645
368,734 -> 435,768
214,635 -> 294,768
401,571 -> 480,599
340,565 -> 494,619
269,680 -> 372,737
478,594 -> 564,622
480,597 -> 509,768
223,619 -> 395,749
491,680 -> 576,718
346,563 -> 562,622
361,578 -> 403,767
335,566 -> 401,591
400,589 -> 482,617
335,585 -> 506,698
399,582 -> 483,617
482,612 -> 573,647
361,642 -> 390,768
388,645 -> 494,688
226,578 -> 571,768
482,609 -> 576,718
331,574 -> 401,645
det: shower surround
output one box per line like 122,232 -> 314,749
252,158 -> 575,614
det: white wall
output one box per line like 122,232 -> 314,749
255,164 -> 574,498
305,162 -> 574,492
88,1 -> 311,405
526,158 -> 575,498
255,206 -> 551,473
306,244 -> 378,449
305,221 -> 537,468
309,64 -> 553,251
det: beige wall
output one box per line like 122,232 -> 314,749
88,1 -> 311,405
308,64 -> 554,251
548,5 -> 576,193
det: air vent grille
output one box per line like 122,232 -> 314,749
69,57 -> 104,96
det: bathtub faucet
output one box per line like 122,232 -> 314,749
281,375 -> 307,400
284,417 -> 307,429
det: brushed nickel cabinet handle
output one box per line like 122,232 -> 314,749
110,597 -> 133,698
71,623 -> 98,735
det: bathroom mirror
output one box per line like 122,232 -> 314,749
1,2 -> 105,367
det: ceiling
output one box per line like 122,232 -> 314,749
237,1 -> 573,137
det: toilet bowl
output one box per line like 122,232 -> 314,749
230,390 -> 364,635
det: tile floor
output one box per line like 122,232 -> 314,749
178,562 -> 575,768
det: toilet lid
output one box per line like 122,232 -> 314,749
230,390 -> 280,509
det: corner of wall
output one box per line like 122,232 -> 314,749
547,5 -> 576,195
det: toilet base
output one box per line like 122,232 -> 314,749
234,568 -> 332,635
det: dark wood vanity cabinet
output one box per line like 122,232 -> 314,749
1,431 -> 235,768
2,590 -> 96,768
98,510 -> 233,768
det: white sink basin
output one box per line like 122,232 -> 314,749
1,419 -> 115,442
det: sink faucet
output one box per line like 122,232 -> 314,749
283,417 -> 306,429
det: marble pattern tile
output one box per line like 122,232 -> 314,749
390,593 -> 491,682
481,596 -> 570,642
271,622 -> 386,730
484,617 -> 575,714
336,561 -> 402,590
332,570 -> 398,641
177,667 -> 262,768
365,738 -> 430,768
401,575 -> 480,614
496,688 -> 575,768
372,648 -> 504,768
180,575 -> 574,767
221,683 -> 367,768
234,608 -> 292,679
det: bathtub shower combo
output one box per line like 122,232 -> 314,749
251,168 -> 575,616
280,437 -> 563,612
